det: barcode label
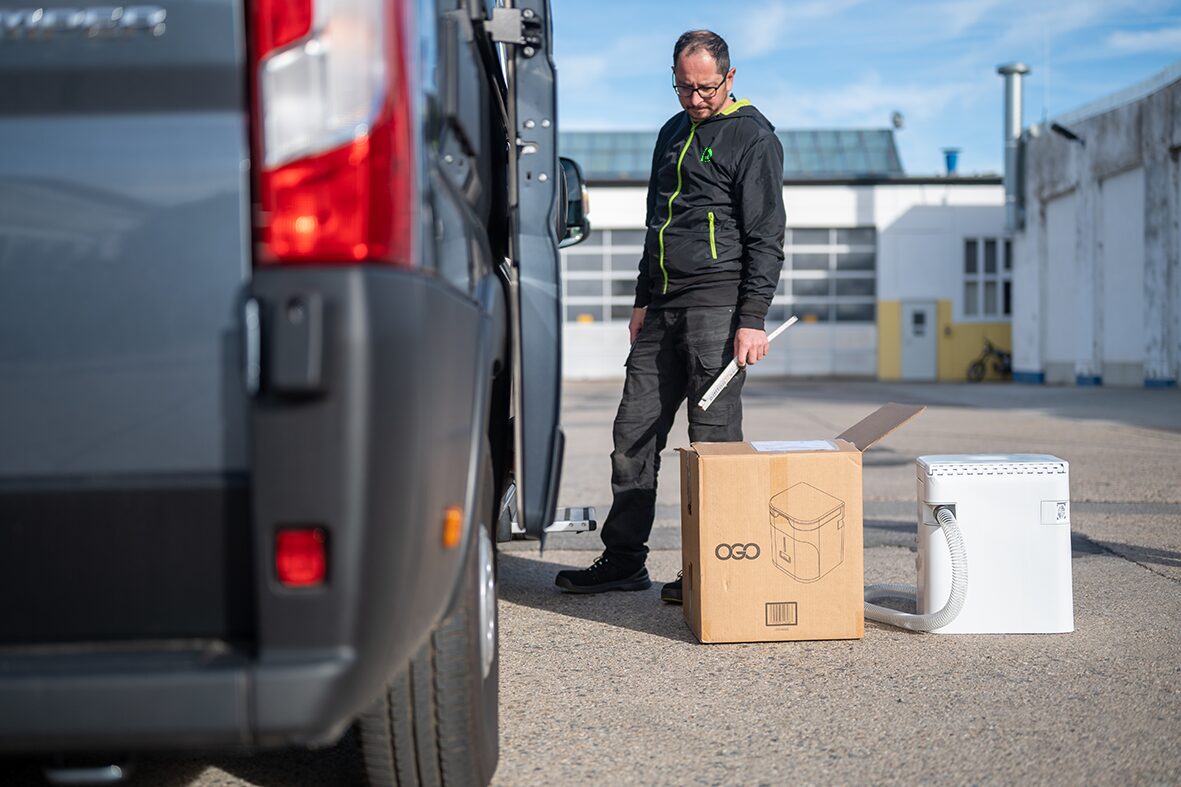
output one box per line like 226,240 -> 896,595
765,601 -> 798,627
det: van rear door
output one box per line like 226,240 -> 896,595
0,0 -> 254,644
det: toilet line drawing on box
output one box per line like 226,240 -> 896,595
769,482 -> 846,583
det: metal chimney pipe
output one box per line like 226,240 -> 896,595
997,62 -> 1030,232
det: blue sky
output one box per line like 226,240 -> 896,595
552,0 -> 1181,175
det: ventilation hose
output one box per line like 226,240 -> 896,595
864,505 -> 967,632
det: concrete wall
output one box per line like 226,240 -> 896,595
1042,192 -> 1078,383
1100,167 -> 1146,384
1013,73 -> 1180,387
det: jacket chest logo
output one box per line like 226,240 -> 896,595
699,147 -> 714,163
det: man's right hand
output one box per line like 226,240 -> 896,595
629,307 -> 647,345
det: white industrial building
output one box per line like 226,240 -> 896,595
560,130 -> 1007,381
1010,61 -> 1181,387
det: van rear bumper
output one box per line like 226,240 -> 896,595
0,647 -> 256,752
0,646 -> 363,752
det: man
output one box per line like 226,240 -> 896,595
555,30 -> 785,602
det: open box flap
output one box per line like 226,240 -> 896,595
836,402 -> 925,452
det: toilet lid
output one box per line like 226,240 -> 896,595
769,482 -> 844,529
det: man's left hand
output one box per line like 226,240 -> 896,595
733,327 -> 769,367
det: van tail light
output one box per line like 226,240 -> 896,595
250,0 -> 417,265
276,527 -> 328,587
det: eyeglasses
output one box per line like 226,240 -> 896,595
672,77 -> 727,99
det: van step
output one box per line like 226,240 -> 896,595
544,507 -> 597,534
497,483 -> 596,539
505,498 -> 595,536
510,505 -> 597,535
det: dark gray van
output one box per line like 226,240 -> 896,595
0,0 -> 583,783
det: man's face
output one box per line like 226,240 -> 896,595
672,50 -> 734,122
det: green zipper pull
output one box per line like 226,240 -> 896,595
708,212 -> 717,260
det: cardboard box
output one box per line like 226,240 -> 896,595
679,403 -> 924,643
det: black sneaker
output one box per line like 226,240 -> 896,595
554,555 -> 651,594
660,571 -> 683,604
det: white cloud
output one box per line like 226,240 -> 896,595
763,71 -> 982,129
556,53 -> 612,94
937,0 -> 1005,37
1106,26 -> 1181,53
732,0 -> 864,58
990,0 -> 1175,49
556,30 -> 685,130
555,31 -> 670,95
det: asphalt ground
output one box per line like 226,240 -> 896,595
2,380 -> 1178,785
492,380 -> 1181,786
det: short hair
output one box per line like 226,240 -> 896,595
673,30 -> 731,76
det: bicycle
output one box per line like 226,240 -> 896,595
967,339 -> 1012,382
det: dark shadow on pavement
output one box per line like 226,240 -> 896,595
0,732 -> 366,787
865,520 -> 914,533
497,553 -> 697,644
209,730 -> 364,787
1071,533 -> 1108,556
1093,540 -> 1181,568
864,518 -> 917,550
1069,532 -> 1181,568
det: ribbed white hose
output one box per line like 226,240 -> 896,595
864,506 -> 968,632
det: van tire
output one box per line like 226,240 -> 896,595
359,454 -> 499,787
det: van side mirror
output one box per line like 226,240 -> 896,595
558,157 -> 590,248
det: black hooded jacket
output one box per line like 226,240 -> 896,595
634,99 -> 786,330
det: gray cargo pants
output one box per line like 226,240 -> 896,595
600,305 -> 745,570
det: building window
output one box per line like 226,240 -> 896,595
963,237 -> 1012,319
771,227 -> 877,324
560,229 -> 644,323
561,226 -> 878,325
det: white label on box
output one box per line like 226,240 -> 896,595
751,440 -> 837,453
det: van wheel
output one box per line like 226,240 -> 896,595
359,464 -> 499,787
